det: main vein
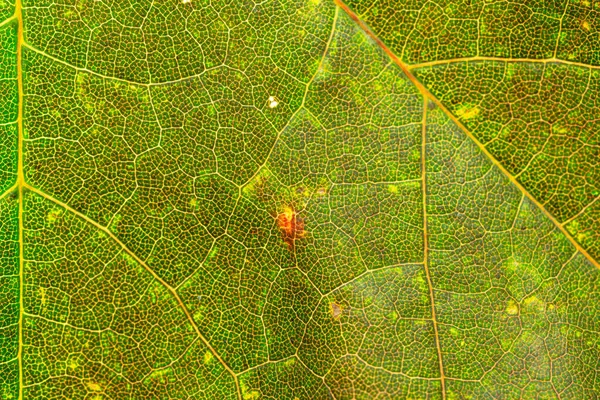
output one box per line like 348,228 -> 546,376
15,1 -> 24,399
13,4 -> 240,396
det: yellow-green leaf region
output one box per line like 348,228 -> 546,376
0,0 -> 598,399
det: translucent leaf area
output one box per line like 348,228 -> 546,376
1,0 -> 599,399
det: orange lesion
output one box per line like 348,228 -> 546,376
277,206 -> 306,249
582,20 -> 591,31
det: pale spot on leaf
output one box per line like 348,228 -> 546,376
243,390 -> 260,400
46,209 -> 63,224
524,296 -> 545,312
268,96 -> 279,108
86,382 -> 102,392
331,302 -> 343,319
505,301 -> 519,315
39,287 -> 46,306
456,105 -> 480,120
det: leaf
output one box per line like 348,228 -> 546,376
1,0 -> 599,399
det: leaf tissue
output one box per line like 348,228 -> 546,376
0,0 -> 599,398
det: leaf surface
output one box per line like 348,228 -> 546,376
1,0 -> 599,399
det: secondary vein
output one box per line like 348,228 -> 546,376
333,0 -> 599,270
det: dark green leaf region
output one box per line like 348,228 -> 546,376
1,0 -> 598,399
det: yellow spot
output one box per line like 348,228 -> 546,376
553,125 -> 568,134
122,253 -> 137,267
39,287 -> 46,306
524,296 -> 536,306
207,246 -> 218,260
182,0 -> 192,3
524,296 -> 545,312
582,21 -> 591,31
577,232 -> 589,243
189,198 -> 197,208
68,359 -> 78,370
387,185 -> 398,193
86,382 -> 102,392
46,209 -> 63,224
310,0 -> 321,4
295,186 -> 311,198
149,368 -> 172,379
504,258 -> 519,272
243,390 -> 260,400
76,73 -> 86,84
505,301 -> 519,315
456,105 -> 480,120
204,351 -> 213,365
243,168 -> 270,194
284,357 -> 296,367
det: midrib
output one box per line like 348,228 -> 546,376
15,0 -> 25,399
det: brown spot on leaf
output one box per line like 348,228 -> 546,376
277,206 -> 306,249
330,302 -> 343,320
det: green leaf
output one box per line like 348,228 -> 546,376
1,0 -> 599,399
